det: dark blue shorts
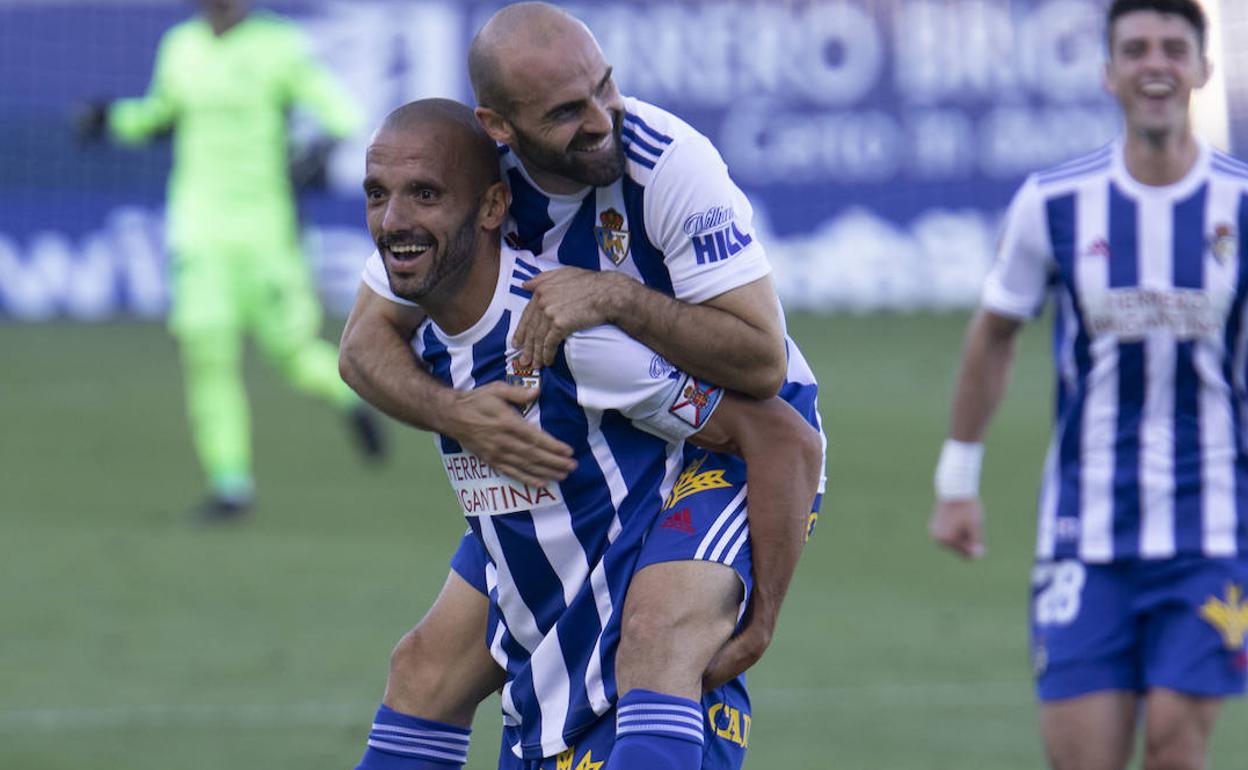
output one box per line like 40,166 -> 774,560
1030,557 -> 1248,701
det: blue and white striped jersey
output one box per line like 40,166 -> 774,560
984,140 -> 1248,563
365,244 -> 728,758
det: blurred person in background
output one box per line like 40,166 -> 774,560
339,4 -> 824,769
76,0 -> 385,521
930,2 -> 1248,769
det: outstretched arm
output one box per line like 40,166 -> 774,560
338,283 -> 576,486
515,270 -> 786,399
690,395 -> 823,690
929,309 -> 1023,560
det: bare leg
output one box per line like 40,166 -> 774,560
614,560 -> 742,700
383,570 -> 506,727
1141,688 -> 1221,770
1040,691 -> 1137,770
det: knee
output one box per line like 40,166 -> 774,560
1142,734 -> 1205,770
387,625 -> 453,694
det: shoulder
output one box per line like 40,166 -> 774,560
1030,143 -> 1114,194
621,97 -> 720,185
1209,149 -> 1248,189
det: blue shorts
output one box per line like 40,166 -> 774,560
496,676 -> 752,770
1030,557 -> 1248,701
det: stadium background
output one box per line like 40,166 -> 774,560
2,1 -> 1247,768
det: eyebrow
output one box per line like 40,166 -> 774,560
543,67 -> 614,121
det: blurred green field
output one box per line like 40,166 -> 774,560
2,313 -> 1245,770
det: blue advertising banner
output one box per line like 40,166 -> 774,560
0,0 -> 1227,319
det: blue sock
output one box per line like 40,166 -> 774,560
606,689 -> 704,770
355,704 -> 471,770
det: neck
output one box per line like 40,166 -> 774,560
1122,122 -> 1200,186
516,156 -> 586,196
422,235 -> 502,336
207,9 -> 246,36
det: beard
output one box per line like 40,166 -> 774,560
513,111 -> 626,188
384,212 -> 479,304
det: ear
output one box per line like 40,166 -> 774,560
1196,55 -> 1212,90
478,181 -> 510,231
475,106 -> 514,146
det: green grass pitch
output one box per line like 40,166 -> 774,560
1,314 -> 1244,769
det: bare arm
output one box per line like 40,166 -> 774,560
515,269 -> 786,400
929,309 -> 1024,559
338,283 -> 576,486
690,395 -> 823,689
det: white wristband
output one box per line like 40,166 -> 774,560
934,439 -> 983,500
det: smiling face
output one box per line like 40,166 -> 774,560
476,20 -> 626,194
1105,9 -> 1209,142
363,123 -> 490,306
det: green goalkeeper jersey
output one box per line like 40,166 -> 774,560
109,11 -> 360,251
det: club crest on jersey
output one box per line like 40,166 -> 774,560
505,355 -> 541,416
594,208 -> 630,265
1210,223 -> 1237,264
668,373 -> 722,429
555,746 -> 603,770
1198,582 -> 1248,650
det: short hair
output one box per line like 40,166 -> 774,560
379,98 -> 500,188
1106,0 -> 1207,53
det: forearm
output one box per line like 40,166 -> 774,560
339,298 -> 451,434
606,277 -> 784,399
948,310 -> 1021,442
739,420 -> 821,624
108,96 -> 175,145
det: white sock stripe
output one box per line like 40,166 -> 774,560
366,738 -> 469,762
369,723 -> 471,744
617,711 -> 703,728
615,722 -> 705,743
368,731 -> 471,752
617,702 -> 702,717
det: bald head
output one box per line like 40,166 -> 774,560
377,98 -> 499,192
468,2 -> 598,114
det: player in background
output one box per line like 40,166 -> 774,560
341,4 -> 825,769
358,98 -> 822,769
930,2 -> 1247,768
76,0 -> 385,520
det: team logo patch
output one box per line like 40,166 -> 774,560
668,373 -> 722,429
1210,223 -> 1237,264
663,455 -> 732,510
505,354 -> 541,416
594,208 -> 630,265
1198,582 -> 1248,650
554,746 -> 603,770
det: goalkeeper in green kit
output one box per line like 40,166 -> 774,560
77,0 -> 386,520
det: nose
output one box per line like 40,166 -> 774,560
584,93 -> 619,136
381,195 -> 413,234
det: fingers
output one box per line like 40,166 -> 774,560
702,638 -> 762,693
